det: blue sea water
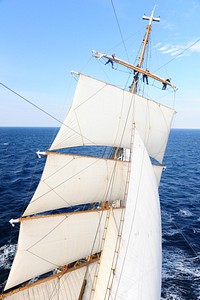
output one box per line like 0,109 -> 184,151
0,127 -> 199,299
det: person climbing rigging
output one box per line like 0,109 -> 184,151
162,78 -> 171,90
128,65 -> 140,92
105,53 -> 115,68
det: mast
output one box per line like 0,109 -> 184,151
93,7 -> 176,91
131,5 -> 160,94
95,7 -> 161,170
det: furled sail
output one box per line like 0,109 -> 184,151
4,210 -> 108,291
50,74 -> 175,163
23,153 -> 129,216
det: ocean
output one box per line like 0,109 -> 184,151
0,127 -> 199,299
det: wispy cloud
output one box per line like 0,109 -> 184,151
155,39 -> 200,57
184,0 -> 200,18
162,21 -> 175,32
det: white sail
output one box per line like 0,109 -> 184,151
4,263 -> 97,300
50,74 -> 175,163
107,129 -> 162,299
23,153 -> 129,216
153,165 -> 164,185
92,208 -> 124,299
5,211 -> 108,291
82,262 -> 99,300
123,148 -> 164,186
2,9 -> 176,299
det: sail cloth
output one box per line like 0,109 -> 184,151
50,74 -> 175,163
108,129 -> 162,300
153,164 -> 164,185
5,130 -> 162,298
3,263 -> 98,300
4,211 -> 108,291
4,266 -> 89,300
92,208 -> 124,299
123,149 -> 164,185
23,153 -> 129,216
83,129 -> 161,299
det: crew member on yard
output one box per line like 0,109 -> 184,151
105,53 -> 115,68
143,68 -> 149,84
162,78 -> 171,90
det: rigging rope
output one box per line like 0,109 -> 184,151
110,0 -> 130,62
0,81 -> 101,146
163,210 -> 200,262
0,82 -> 63,126
154,38 -> 200,72
106,28 -> 144,54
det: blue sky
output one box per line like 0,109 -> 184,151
0,0 -> 199,128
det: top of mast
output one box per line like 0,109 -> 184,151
131,6 -> 160,93
142,5 -> 160,25
93,7 -> 176,92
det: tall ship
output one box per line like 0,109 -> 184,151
1,7 -> 176,300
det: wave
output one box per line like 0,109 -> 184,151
177,209 -> 193,217
161,286 -> 187,300
162,247 -> 200,284
162,247 -> 200,299
0,244 -> 16,270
